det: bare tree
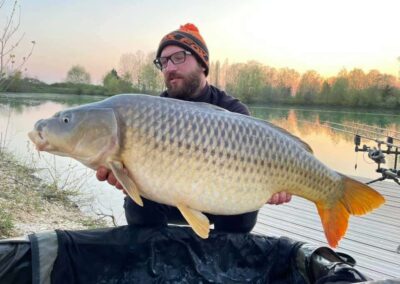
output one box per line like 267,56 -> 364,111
118,50 -> 145,87
66,65 -> 91,84
138,52 -> 164,93
0,0 -> 35,82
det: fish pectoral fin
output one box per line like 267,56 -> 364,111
177,204 -> 210,239
108,161 -> 143,207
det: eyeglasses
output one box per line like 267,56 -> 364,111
153,50 -> 192,70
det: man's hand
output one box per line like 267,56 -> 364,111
96,166 -> 125,192
267,192 -> 292,205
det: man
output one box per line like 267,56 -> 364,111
96,23 -> 291,233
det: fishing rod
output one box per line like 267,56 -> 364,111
298,119 -> 400,148
350,121 -> 400,139
316,120 -> 400,145
297,119 -> 400,186
322,120 -> 383,136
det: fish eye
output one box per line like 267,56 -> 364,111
63,117 -> 69,123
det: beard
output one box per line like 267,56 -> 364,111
165,66 -> 203,99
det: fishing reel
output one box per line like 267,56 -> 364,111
354,135 -> 400,185
367,148 -> 386,164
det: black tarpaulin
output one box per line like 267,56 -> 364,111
51,226 -> 306,283
0,225 -> 377,284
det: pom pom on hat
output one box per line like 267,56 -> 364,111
156,23 -> 209,76
180,23 -> 199,32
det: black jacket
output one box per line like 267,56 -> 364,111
160,84 -> 250,115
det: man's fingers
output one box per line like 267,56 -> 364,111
267,194 -> 279,204
115,181 -> 124,190
278,192 -> 287,203
284,193 -> 292,203
267,192 -> 292,205
96,167 -> 109,181
97,166 -> 129,194
107,173 -> 118,186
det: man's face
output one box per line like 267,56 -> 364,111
160,45 -> 205,99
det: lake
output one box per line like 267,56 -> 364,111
1,92 -> 399,224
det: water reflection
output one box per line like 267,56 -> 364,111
251,106 -> 400,180
0,92 -> 105,112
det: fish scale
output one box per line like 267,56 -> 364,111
122,97 -> 330,208
28,94 -> 385,247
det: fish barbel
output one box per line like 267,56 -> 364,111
28,94 -> 385,247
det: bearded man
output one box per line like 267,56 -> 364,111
97,23 -> 291,233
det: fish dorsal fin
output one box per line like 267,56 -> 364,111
176,204 -> 210,238
180,99 -> 312,153
108,160 -> 143,206
193,102 -> 313,154
251,117 -> 313,154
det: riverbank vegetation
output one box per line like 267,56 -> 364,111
0,150 -> 106,238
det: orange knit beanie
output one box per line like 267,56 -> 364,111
156,23 -> 209,76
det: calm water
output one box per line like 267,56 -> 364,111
1,92 -> 399,223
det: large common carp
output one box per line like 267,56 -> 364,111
28,94 -> 384,247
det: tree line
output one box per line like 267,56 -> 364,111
2,49 -> 400,109
0,51 -> 165,96
208,60 -> 400,108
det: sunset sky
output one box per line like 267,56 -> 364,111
5,0 -> 400,84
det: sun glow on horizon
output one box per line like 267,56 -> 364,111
208,0 -> 399,78
14,0 -> 400,83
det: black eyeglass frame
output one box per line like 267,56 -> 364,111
153,50 -> 192,70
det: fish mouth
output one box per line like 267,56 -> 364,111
28,130 -> 49,151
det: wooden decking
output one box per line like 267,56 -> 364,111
253,177 -> 400,280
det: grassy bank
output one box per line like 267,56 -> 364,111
0,150 -> 106,238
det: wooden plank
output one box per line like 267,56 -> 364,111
257,214 -> 398,253
257,215 -> 399,262
260,202 -> 400,242
253,176 -> 400,280
281,199 -> 399,226
271,206 -> 398,240
354,178 -> 400,196
253,223 -> 400,279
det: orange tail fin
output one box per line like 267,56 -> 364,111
316,175 -> 385,248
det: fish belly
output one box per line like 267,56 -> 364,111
123,144 -> 271,215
